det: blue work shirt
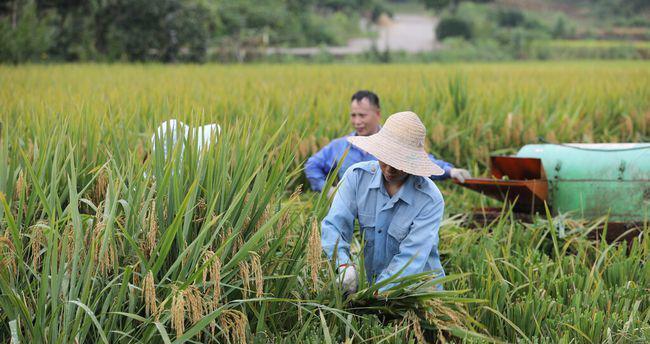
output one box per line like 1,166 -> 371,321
305,131 -> 454,191
321,161 -> 445,290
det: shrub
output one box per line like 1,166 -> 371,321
496,8 -> 525,27
436,16 -> 473,41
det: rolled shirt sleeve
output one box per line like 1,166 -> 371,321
376,197 -> 445,290
305,143 -> 336,192
321,168 -> 358,267
428,153 -> 454,180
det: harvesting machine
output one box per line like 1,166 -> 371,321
455,143 -> 650,242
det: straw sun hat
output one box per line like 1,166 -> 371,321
347,111 -> 444,177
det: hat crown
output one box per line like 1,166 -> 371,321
381,111 -> 426,149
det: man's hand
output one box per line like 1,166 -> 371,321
450,168 -> 471,183
337,265 -> 358,294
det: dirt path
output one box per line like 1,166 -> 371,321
268,14 -> 440,56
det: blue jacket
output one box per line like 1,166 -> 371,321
321,161 -> 445,290
305,131 -> 454,191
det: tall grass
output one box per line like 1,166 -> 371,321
1,62 -> 648,342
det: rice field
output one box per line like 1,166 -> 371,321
0,62 -> 649,343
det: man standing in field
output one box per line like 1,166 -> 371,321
321,111 -> 445,294
305,90 -> 471,194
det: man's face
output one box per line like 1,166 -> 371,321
350,98 -> 381,136
379,161 -> 409,185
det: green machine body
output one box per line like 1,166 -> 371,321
516,143 -> 650,222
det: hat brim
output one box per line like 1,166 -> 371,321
348,134 -> 444,177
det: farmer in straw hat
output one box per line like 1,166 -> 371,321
305,90 -> 471,195
322,111 -> 446,294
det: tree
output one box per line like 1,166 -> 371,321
0,0 -> 55,63
420,0 -> 492,14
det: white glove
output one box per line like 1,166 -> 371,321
337,265 -> 358,294
450,168 -> 471,183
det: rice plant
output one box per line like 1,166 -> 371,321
0,62 -> 648,343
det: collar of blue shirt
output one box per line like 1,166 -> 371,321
367,166 -> 415,205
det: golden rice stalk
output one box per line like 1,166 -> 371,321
171,287 -> 186,337
219,309 -> 248,344
0,234 -> 17,276
143,271 -> 157,317
405,310 -> 426,344
184,285 -> 204,326
94,169 -> 108,203
234,233 -> 244,256
289,184 -> 302,200
307,217 -> 321,291
242,215 -> 252,231
219,227 -> 233,249
203,250 -> 222,310
92,218 -> 116,276
238,260 -> 250,298
251,252 -> 264,298
132,267 -> 140,287
145,200 -> 158,257
14,170 -> 25,201
30,221 -> 46,270
26,139 -> 34,162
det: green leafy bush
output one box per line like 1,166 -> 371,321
436,16 -> 473,41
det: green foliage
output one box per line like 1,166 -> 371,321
0,0 -> 378,63
0,0 -> 55,63
436,16 -> 473,40
420,0 -> 493,13
98,0 -> 212,62
496,8 -> 525,28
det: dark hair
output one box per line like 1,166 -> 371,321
351,90 -> 380,109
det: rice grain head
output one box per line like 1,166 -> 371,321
30,220 -> 46,270
0,234 -> 17,276
92,220 -> 115,276
94,169 -> 108,203
234,233 -> 244,256
171,287 -> 186,337
144,200 -> 158,257
143,271 -> 157,316
14,170 -> 25,201
219,309 -> 248,344
239,260 -> 250,298
203,249 -> 222,331
132,267 -> 140,287
251,252 -> 264,298
405,310 -> 426,344
184,285 -> 204,326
